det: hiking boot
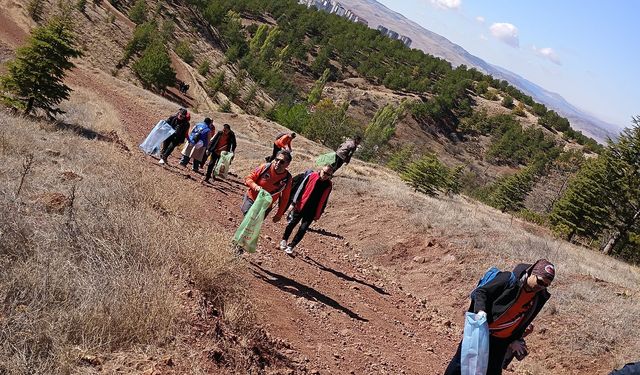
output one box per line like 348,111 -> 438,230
279,240 -> 287,250
284,246 -> 294,256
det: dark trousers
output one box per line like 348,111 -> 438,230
179,154 -> 201,170
266,144 -> 281,162
282,210 -> 313,249
444,336 -> 511,375
161,135 -> 181,160
331,156 -> 345,171
205,152 -> 221,180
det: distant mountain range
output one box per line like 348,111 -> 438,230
337,0 -> 620,142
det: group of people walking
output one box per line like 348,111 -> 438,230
148,108 -> 638,375
154,108 -> 361,257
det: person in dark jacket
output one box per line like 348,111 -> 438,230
204,123 -> 237,183
279,165 -> 333,256
331,135 -> 361,171
444,259 -> 556,375
159,108 -> 190,165
610,362 -> 640,375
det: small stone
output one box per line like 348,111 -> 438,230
412,256 -> 425,264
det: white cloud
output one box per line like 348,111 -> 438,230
476,16 -> 485,23
489,22 -> 519,48
479,34 -> 488,41
430,0 -> 461,10
532,46 -> 562,65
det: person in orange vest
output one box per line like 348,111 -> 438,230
266,132 -> 296,162
243,150 -> 293,223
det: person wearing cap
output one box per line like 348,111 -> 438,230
266,132 -> 296,162
332,135 -> 362,171
159,108 -> 191,165
179,117 -> 214,172
204,123 -> 237,183
243,150 -> 293,222
444,259 -> 556,375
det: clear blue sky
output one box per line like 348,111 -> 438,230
377,0 -> 638,130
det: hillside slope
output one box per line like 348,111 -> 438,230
1,1 -> 639,374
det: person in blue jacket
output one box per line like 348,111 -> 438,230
179,117 -> 214,171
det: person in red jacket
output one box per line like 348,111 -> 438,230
243,150 -> 293,222
279,165 -> 334,256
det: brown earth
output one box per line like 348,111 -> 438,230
1,2 -> 638,374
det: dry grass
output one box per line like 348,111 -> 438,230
329,167 -> 640,372
0,108 -> 246,374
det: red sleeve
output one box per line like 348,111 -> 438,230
245,164 -> 264,198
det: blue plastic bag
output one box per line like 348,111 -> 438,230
139,120 -> 175,156
461,312 -> 489,375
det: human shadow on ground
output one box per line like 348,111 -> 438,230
307,227 -> 344,240
301,256 -> 389,296
250,262 -> 368,322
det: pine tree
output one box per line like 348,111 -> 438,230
600,119 -> 640,254
0,18 -> 82,117
259,27 -> 280,62
128,0 -> 147,25
359,101 -> 406,161
132,40 -> 176,91
549,157 -> 610,241
401,154 -> 450,197
307,68 -> 330,105
249,24 -> 268,55
489,166 -> 538,212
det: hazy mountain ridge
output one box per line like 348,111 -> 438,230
337,0 -> 619,142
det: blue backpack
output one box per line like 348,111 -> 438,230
470,267 -> 516,301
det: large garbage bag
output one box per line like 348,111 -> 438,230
214,151 -> 234,179
461,312 -> 489,375
232,190 -> 272,253
139,120 -> 175,156
315,152 -> 336,167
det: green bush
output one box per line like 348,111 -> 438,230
501,95 -> 514,109
197,60 -> 210,76
401,154 -> 461,197
122,21 -> 157,63
270,102 -> 309,134
387,145 -> 415,172
128,0 -> 147,25
303,99 -> 359,149
175,40 -> 194,64
205,71 -> 225,96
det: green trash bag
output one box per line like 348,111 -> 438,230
316,152 -> 336,167
232,190 -> 272,253
214,151 -> 234,179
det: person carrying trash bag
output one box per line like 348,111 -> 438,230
204,123 -> 237,183
265,132 -> 295,162
279,165 -> 333,256
331,135 -> 361,171
159,108 -> 190,165
179,117 -> 214,172
140,120 -> 175,156
236,151 -> 293,255
444,259 -> 555,375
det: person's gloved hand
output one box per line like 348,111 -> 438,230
510,340 -> 528,359
253,185 -> 262,193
